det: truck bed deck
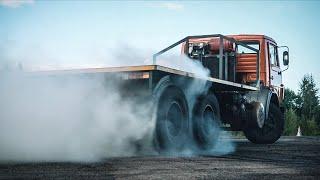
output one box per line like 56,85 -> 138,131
32,65 -> 259,91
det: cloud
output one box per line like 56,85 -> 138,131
153,2 -> 185,11
0,0 -> 34,8
161,2 -> 184,11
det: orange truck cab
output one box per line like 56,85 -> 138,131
184,34 -> 289,104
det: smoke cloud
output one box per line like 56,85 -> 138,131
0,71 -> 155,162
0,43 -> 234,162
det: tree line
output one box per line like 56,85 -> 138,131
283,74 -> 320,135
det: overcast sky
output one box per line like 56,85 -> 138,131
0,0 -> 319,91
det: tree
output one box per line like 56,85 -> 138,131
296,74 -> 319,121
300,116 -> 320,136
284,108 -> 298,135
283,88 -> 298,111
283,74 -> 320,136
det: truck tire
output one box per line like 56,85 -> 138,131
243,103 -> 284,144
153,78 -> 189,152
192,94 -> 221,150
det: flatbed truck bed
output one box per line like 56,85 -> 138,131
32,65 -> 258,92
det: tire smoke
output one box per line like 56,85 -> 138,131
0,71 -> 155,162
0,46 -> 234,162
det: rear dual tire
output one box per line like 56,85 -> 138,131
153,77 -> 221,152
192,94 -> 221,150
154,82 -> 189,151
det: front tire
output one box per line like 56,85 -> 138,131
243,103 -> 284,144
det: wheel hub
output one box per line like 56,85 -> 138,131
253,102 -> 265,128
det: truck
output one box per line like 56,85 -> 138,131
34,34 -> 290,151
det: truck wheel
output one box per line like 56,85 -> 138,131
154,82 -> 189,152
193,94 -> 221,150
244,103 -> 284,144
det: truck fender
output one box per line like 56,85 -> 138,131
246,87 -> 279,121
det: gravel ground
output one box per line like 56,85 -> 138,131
0,136 -> 319,179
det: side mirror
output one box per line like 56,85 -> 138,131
283,51 -> 289,66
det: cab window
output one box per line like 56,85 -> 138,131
238,41 -> 260,54
268,43 -> 279,66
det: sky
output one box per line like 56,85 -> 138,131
0,0 -> 320,92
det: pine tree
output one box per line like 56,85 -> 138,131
283,88 -> 298,111
297,74 -> 319,121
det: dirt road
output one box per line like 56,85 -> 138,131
0,136 -> 319,179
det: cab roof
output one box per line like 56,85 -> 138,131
228,34 -> 276,44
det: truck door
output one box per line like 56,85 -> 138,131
268,42 -> 282,90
